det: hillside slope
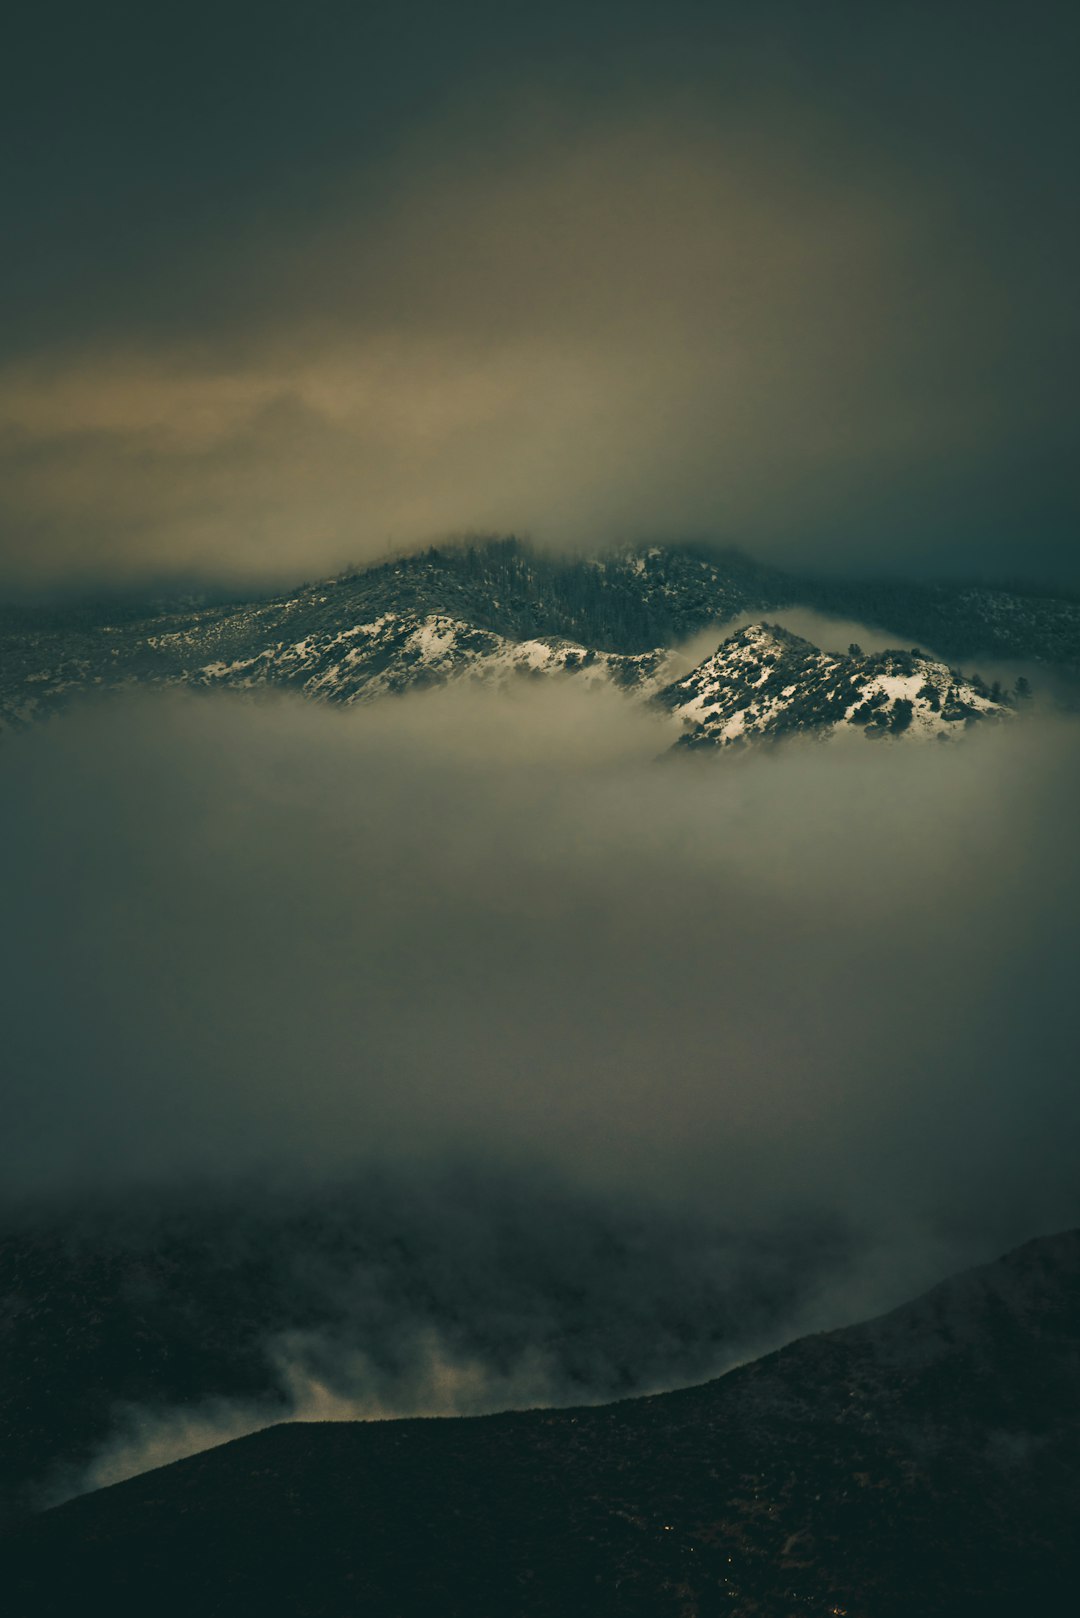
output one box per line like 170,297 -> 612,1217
4,1230 -> 1078,1617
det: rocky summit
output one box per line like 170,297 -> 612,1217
659,623 -> 1015,749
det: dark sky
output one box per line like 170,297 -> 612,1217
2,1 -> 1078,586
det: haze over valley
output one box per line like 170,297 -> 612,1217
3,4 -> 1079,1612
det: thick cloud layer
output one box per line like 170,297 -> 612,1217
3,683 -> 1078,1231
1,2 -> 1077,587
4,680 -> 1079,1497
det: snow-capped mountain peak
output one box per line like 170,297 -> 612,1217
657,622 -> 1015,748
1,540 -> 1054,744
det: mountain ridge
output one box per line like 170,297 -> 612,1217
2,538 -> 1070,743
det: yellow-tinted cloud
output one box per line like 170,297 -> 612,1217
0,100 -> 1065,584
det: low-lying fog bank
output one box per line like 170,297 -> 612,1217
3,680 -> 1078,1500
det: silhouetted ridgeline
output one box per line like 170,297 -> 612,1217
4,1230 -> 1079,1617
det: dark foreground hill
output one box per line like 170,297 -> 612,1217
4,1231 -> 1079,1618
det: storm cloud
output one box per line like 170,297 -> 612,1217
1,2 -> 1078,589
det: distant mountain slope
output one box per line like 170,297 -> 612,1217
188,610 -> 679,704
0,542 -> 772,733
1,538 -> 1077,735
658,623 -> 1015,748
5,1230 -> 1079,1617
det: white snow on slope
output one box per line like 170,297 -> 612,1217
659,623 -> 1013,750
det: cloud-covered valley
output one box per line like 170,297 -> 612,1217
3,679 -> 1079,1503
3,683 -> 1077,1222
